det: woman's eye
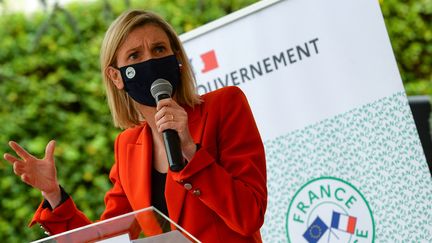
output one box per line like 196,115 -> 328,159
154,46 -> 166,54
128,52 -> 138,60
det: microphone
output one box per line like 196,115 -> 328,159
150,79 -> 185,172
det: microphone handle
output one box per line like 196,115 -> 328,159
156,93 -> 170,103
163,129 -> 185,171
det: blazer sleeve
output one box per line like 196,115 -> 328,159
29,133 -> 133,236
171,86 -> 267,236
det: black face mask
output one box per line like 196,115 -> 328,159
118,55 -> 181,107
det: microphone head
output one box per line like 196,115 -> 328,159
151,78 -> 173,100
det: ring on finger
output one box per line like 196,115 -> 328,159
166,113 -> 174,121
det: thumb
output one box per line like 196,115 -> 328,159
44,140 -> 56,161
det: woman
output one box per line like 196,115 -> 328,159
4,10 -> 267,242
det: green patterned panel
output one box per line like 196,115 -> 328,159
261,92 -> 432,242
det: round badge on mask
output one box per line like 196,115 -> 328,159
125,67 -> 136,79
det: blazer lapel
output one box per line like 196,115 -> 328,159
125,124 -> 153,210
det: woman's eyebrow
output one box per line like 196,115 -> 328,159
124,45 -> 142,55
150,41 -> 168,47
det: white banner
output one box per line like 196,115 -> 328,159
181,0 -> 432,242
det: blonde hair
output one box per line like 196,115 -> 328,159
100,10 -> 201,129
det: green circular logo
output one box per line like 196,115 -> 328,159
286,177 -> 375,243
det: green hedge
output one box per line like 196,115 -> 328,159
380,0 -> 432,95
0,0 -> 430,241
0,0 -> 257,241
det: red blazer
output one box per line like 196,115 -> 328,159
30,86 -> 267,242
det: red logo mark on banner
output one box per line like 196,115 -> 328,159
200,50 -> 219,73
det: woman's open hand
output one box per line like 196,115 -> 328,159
3,140 -> 60,206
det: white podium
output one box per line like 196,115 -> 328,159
31,207 -> 201,243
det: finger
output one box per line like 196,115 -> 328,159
157,121 -> 177,133
155,114 -> 175,131
13,162 -> 26,175
8,141 -> 35,161
155,106 -> 172,121
4,153 -> 24,165
44,140 -> 56,161
21,174 -> 31,185
156,98 -> 173,111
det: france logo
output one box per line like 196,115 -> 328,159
286,177 -> 375,243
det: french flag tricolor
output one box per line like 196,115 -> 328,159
330,211 -> 357,234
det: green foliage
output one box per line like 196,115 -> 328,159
380,0 -> 432,95
0,0 -> 257,241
